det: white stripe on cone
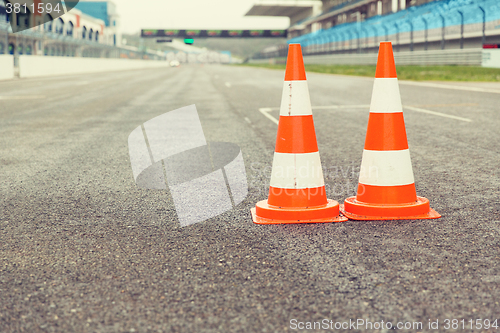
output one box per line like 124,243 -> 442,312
270,152 -> 325,189
359,149 -> 415,186
279,81 -> 313,116
370,78 -> 403,113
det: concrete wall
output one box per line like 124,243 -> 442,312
0,55 -> 14,81
19,56 -> 171,78
482,49 -> 500,68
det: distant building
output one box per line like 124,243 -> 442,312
66,1 -> 121,46
0,0 -> 121,56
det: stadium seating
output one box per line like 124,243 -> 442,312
288,0 -> 500,48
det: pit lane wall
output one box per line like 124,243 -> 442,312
19,56 -> 171,78
0,55 -> 14,80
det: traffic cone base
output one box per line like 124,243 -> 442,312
252,199 -> 348,224
341,196 -> 441,220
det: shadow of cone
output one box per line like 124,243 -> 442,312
341,42 -> 441,221
251,44 -> 348,224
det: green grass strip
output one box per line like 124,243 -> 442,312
240,63 -> 500,82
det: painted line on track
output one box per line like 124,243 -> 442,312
404,106 -> 472,122
259,104 -> 472,124
399,80 -> 500,94
259,107 -> 279,125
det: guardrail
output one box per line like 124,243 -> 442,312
249,48 -> 483,66
18,56 -> 171,78
0,22 -> 166,61
0,54 -> 14,80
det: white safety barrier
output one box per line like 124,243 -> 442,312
0,55 -> 14,81
19,56 -> 171,78
481,49 -> 500,68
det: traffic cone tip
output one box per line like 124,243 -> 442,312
284,44 -> 306,81
375,42 -> 397,79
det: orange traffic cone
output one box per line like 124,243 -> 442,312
341,42 -> 440,220
251,44 -> 348,224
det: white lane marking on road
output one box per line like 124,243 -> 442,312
404,106 -> 472,122
261,105 -> 369,112
225,82 -> 232,88
410,103 -> 478,107
259,108 -> 279,125
259,105 -> 367,125
399,80 -> 500,94
0,95 -> 46,100
244,117 -> 252,124
259,104 -> 472,124
313,105 -> 370,110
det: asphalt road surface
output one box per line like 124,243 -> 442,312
1,65 -> 499,333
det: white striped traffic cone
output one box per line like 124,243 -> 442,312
251,44 -> 348,224
341,42 -> 440,220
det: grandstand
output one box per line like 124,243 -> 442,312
248,0 -> 500,59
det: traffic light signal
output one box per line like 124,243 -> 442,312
157,39 -> 173,43
184,38 -> 194,45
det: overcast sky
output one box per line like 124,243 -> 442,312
109,0 -> 290,34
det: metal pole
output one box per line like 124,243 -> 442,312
372,26 -> 378,50
363,27 -> 368,52
15,31 -> 18,65
458,10 -> 463,49
478,5 -> 485,46
409,20 -> 414,51
439,14 -> 445,50
356,12 -> 361,53
4,26 -> 8,56
422,17 -> 428,51
355,30 -> 360,53
394,23 -> 399,52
